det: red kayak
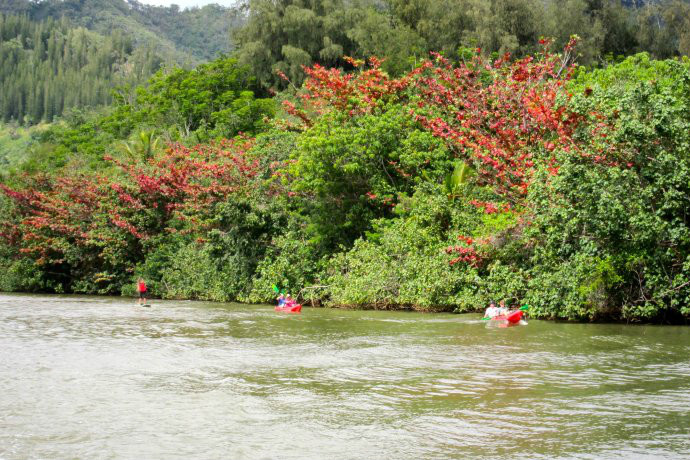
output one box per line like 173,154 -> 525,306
486,309 -> 524,327
275,303 -> 302,313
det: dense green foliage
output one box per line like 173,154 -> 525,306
235,0 -> 690,89
0,123 -> 47,169
525,54 -> 690,320
234,0 -> 426,87
0,13 -> 161,125
320,54 -> 690,321
6,56 -> 273,174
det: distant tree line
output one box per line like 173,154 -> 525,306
137,2 -> 244,61
0,13 -> 162,124
234,0 -> 690,89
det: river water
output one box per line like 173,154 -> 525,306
1,294 -> 689,460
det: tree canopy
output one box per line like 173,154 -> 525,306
234,0 -> 690,89
3,39 -> 690,322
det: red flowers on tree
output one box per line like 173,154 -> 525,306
1,38 -> 630,278
280,57 -> 409,127
1,139 -> 261,270
408,39 -> 583,202
446,235 -> 483,267
105,138 -> 260,229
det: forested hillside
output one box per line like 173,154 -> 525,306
0,0 -> 244,143
0,14 -> 161,125
0,0 -> 243,63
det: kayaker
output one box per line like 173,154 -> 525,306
277,294 -> 286,307
484,301 -> 500,319
498,300 -> 509,315
285,294 -> 295,307
137,278 -> 147,305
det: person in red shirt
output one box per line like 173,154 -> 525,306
137,278 -> 147,305
284,294 -> 295,307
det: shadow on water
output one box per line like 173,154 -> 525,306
1,293 -> 689,460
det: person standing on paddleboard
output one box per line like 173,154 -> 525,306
137,278 -> 147,305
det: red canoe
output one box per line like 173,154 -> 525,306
275,304 -> 302,313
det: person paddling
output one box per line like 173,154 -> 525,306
498,299 -> 509,315
277,293 -> 286,307
137,278 -> 147,305
484,301 -> 499,319
284,294 -> 297,308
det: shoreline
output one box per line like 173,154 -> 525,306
3,291 -> 689,325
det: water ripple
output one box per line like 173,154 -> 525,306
1,293 -> 689,460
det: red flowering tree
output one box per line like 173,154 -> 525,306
398,39 -> 628,268
407,39 -> 586,203
0,139 -> 262,292
280,56 -> 411,128
277,56 -> 460,251
105,138 -> 260,235
446,235 -> 484,267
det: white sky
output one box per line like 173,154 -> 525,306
137,0 -> 239,8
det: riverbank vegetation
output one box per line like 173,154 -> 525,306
1,1 -> 690,322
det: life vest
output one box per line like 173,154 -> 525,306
138,281 -> 147,293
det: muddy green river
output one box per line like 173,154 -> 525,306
1,294 -> 689,459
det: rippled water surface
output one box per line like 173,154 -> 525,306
1,294 -> 690,459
